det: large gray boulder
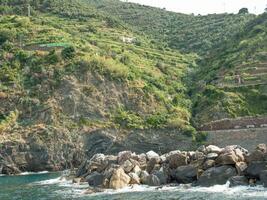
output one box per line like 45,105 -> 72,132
197,165 -> 237,187
146,151 -> 159,161
246,144 -> 267,163
145,174 -> 161,186
174,165 -> 197,184
86,171 -> 105,187
260,170 -> 267,187
229,176 -> 249,187
167,152 -> 188,169
153,170 -> 168,185
245,161 -> 267,179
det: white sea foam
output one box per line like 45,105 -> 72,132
29,175 -> 267,199
19,171 -> 49,176
84,182 -> 267,198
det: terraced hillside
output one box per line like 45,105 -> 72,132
192,13 -> 267,126
0,0 -> 204,171
86,0 -> 255,55
0,0 -> 267,174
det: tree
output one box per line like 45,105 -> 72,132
238,8 -> 249,14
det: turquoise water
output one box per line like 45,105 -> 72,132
0,173 -> 267,200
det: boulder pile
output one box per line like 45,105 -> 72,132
75,144 -> 267,191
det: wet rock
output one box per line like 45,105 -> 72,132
153,170 -> 168,185
260,170 -> 267,187
229,176 -> 249,187
197,165 -> 237,187
245,161 -> 267,179
72,177 -> 82,184
109,168 -> 131,189
174,165 -> 197,184
146,174 -> 160,186
86,171 -> 105,187
84,187 -> 104,194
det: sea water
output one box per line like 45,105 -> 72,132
0,172 -> 267,200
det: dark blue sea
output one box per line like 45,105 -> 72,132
0,172 -> 267,200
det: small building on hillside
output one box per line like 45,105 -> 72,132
120,36 -> 136,44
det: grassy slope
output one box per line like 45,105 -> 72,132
0,0 -> 266,139
0,0 -> 199,143
192,13 -> 267,126
85,0 -> 255,55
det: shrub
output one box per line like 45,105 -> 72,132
119,54 -> 131,65
61,46 -> 76,60
195,131 -> 208,143
46,50 -> 60,64
0,110 -> 19,133
0,29 -> 15,45
146,113 -> 167,128
182,126 -> 197,137
113,106 -> 144,129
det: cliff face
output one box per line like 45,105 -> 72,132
0,125 -> 84,175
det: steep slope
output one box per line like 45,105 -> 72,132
85,0 -> 255,55
0,0 -> 198,174
192,13 -> 267,126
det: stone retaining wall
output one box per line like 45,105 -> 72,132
199,117 -> 267,131
206,127 -> 267,151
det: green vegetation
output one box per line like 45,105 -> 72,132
0,0 -> 266,143
86,0 -> 255,55
192,13 -> 267,125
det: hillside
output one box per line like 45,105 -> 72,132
0,0 -> 267,174
86,0 -> 255,55
192,13 -> 267,126
0,0 -> 204,174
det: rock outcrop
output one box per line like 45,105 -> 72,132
74,143 -> 267,191
0,126 -> 84,175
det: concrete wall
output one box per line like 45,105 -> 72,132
205,127 -> 267,151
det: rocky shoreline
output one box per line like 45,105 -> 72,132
73,144 -> 267,193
